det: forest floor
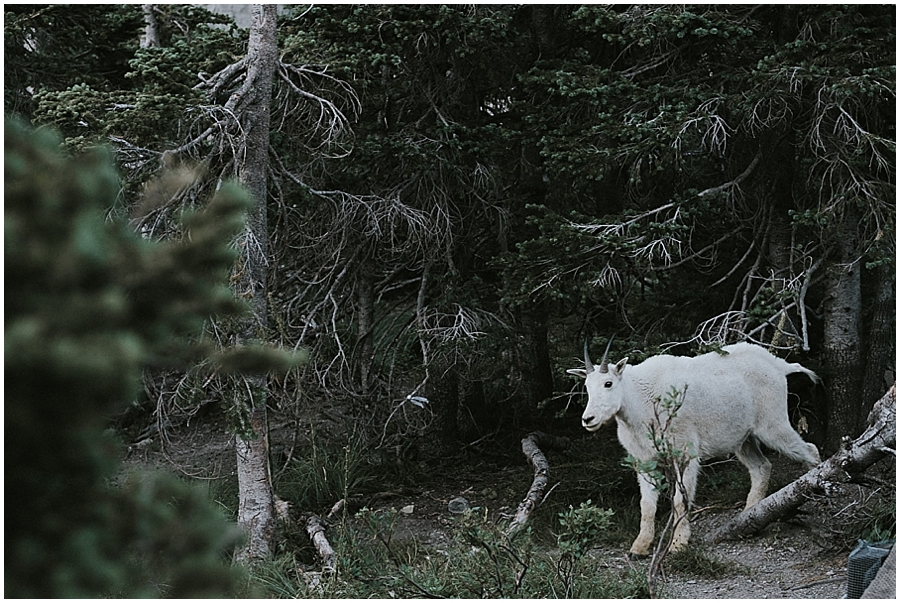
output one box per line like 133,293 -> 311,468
123,408 -> 894,599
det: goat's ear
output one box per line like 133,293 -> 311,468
612,358 -> 628,375
567,368 -> 587,379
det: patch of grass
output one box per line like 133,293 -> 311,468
204,474 -> 239,520
244,554 -> 305,598
275,426 -> 378,512
665,544 -> 738,578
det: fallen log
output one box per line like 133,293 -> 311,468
506,431 -> 571,539
705,384 -> 895,544
306,515 -> 337,572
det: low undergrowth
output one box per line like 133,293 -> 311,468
247,503 -> 651,599
196,428 -> 894,598
207,431 -> 758,598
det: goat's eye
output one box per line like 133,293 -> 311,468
604,381 -> 613,388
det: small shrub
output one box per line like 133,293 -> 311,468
555,501 -> 616,597
856,498 -> 896,543
557,500 -> 616,555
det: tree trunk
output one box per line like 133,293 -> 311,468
233,4 -> 278,565
356,258 -> 375,390
235,390 -> 275,563
530,6 -> 564,59
421,360 -> 460,458
523,306 -> 555,412
140,4 -> 160,48
705,384 -> 895,544
822,206 -> 863,452
458,379 -> 493,441
862,262 -> 895,420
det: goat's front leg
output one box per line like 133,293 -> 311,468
671,458 -> 700,552
630,473 -> 658,557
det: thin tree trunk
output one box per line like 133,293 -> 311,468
421,360 -> 460,458
357,258 -> 375,390
140,4 -> 160,48
705,385 -> 895,544
524,306 -> 555,411
823,206 -> 863,452
234,4 -> 278,565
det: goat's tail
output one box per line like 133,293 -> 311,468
788,363 -> 819,385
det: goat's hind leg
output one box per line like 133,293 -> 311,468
736,436 -> 772,509
759,423 -> 821,469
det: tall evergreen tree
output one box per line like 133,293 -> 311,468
5,118 -> 253,597
4,5 -> 144,117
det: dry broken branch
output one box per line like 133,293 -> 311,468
705,384 -> 895,544
306,515 -> 337,572
506,431 -> 571,539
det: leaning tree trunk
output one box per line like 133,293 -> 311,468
822,206 -> 863,453
705,384 -> 895,544
233,4 -> 279,565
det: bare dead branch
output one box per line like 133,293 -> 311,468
306,515 -> 337,572
506,431 -> 571,539
195,56 -> 249,96
696,150 -> 762,199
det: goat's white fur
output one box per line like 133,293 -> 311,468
568,342 -> 820,556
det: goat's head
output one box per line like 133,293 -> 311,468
567,338 -> 628,431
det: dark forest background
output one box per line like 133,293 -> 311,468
5,4 -> 894,597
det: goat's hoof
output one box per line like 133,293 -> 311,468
627,551 -> 650,560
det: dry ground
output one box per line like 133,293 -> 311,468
124,410 -> 894,599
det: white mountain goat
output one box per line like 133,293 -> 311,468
568,340 -> 820,557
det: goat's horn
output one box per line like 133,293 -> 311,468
599,335 -> 615,373
583,339 -> 594,373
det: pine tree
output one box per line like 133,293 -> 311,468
3,118 -> 296,596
